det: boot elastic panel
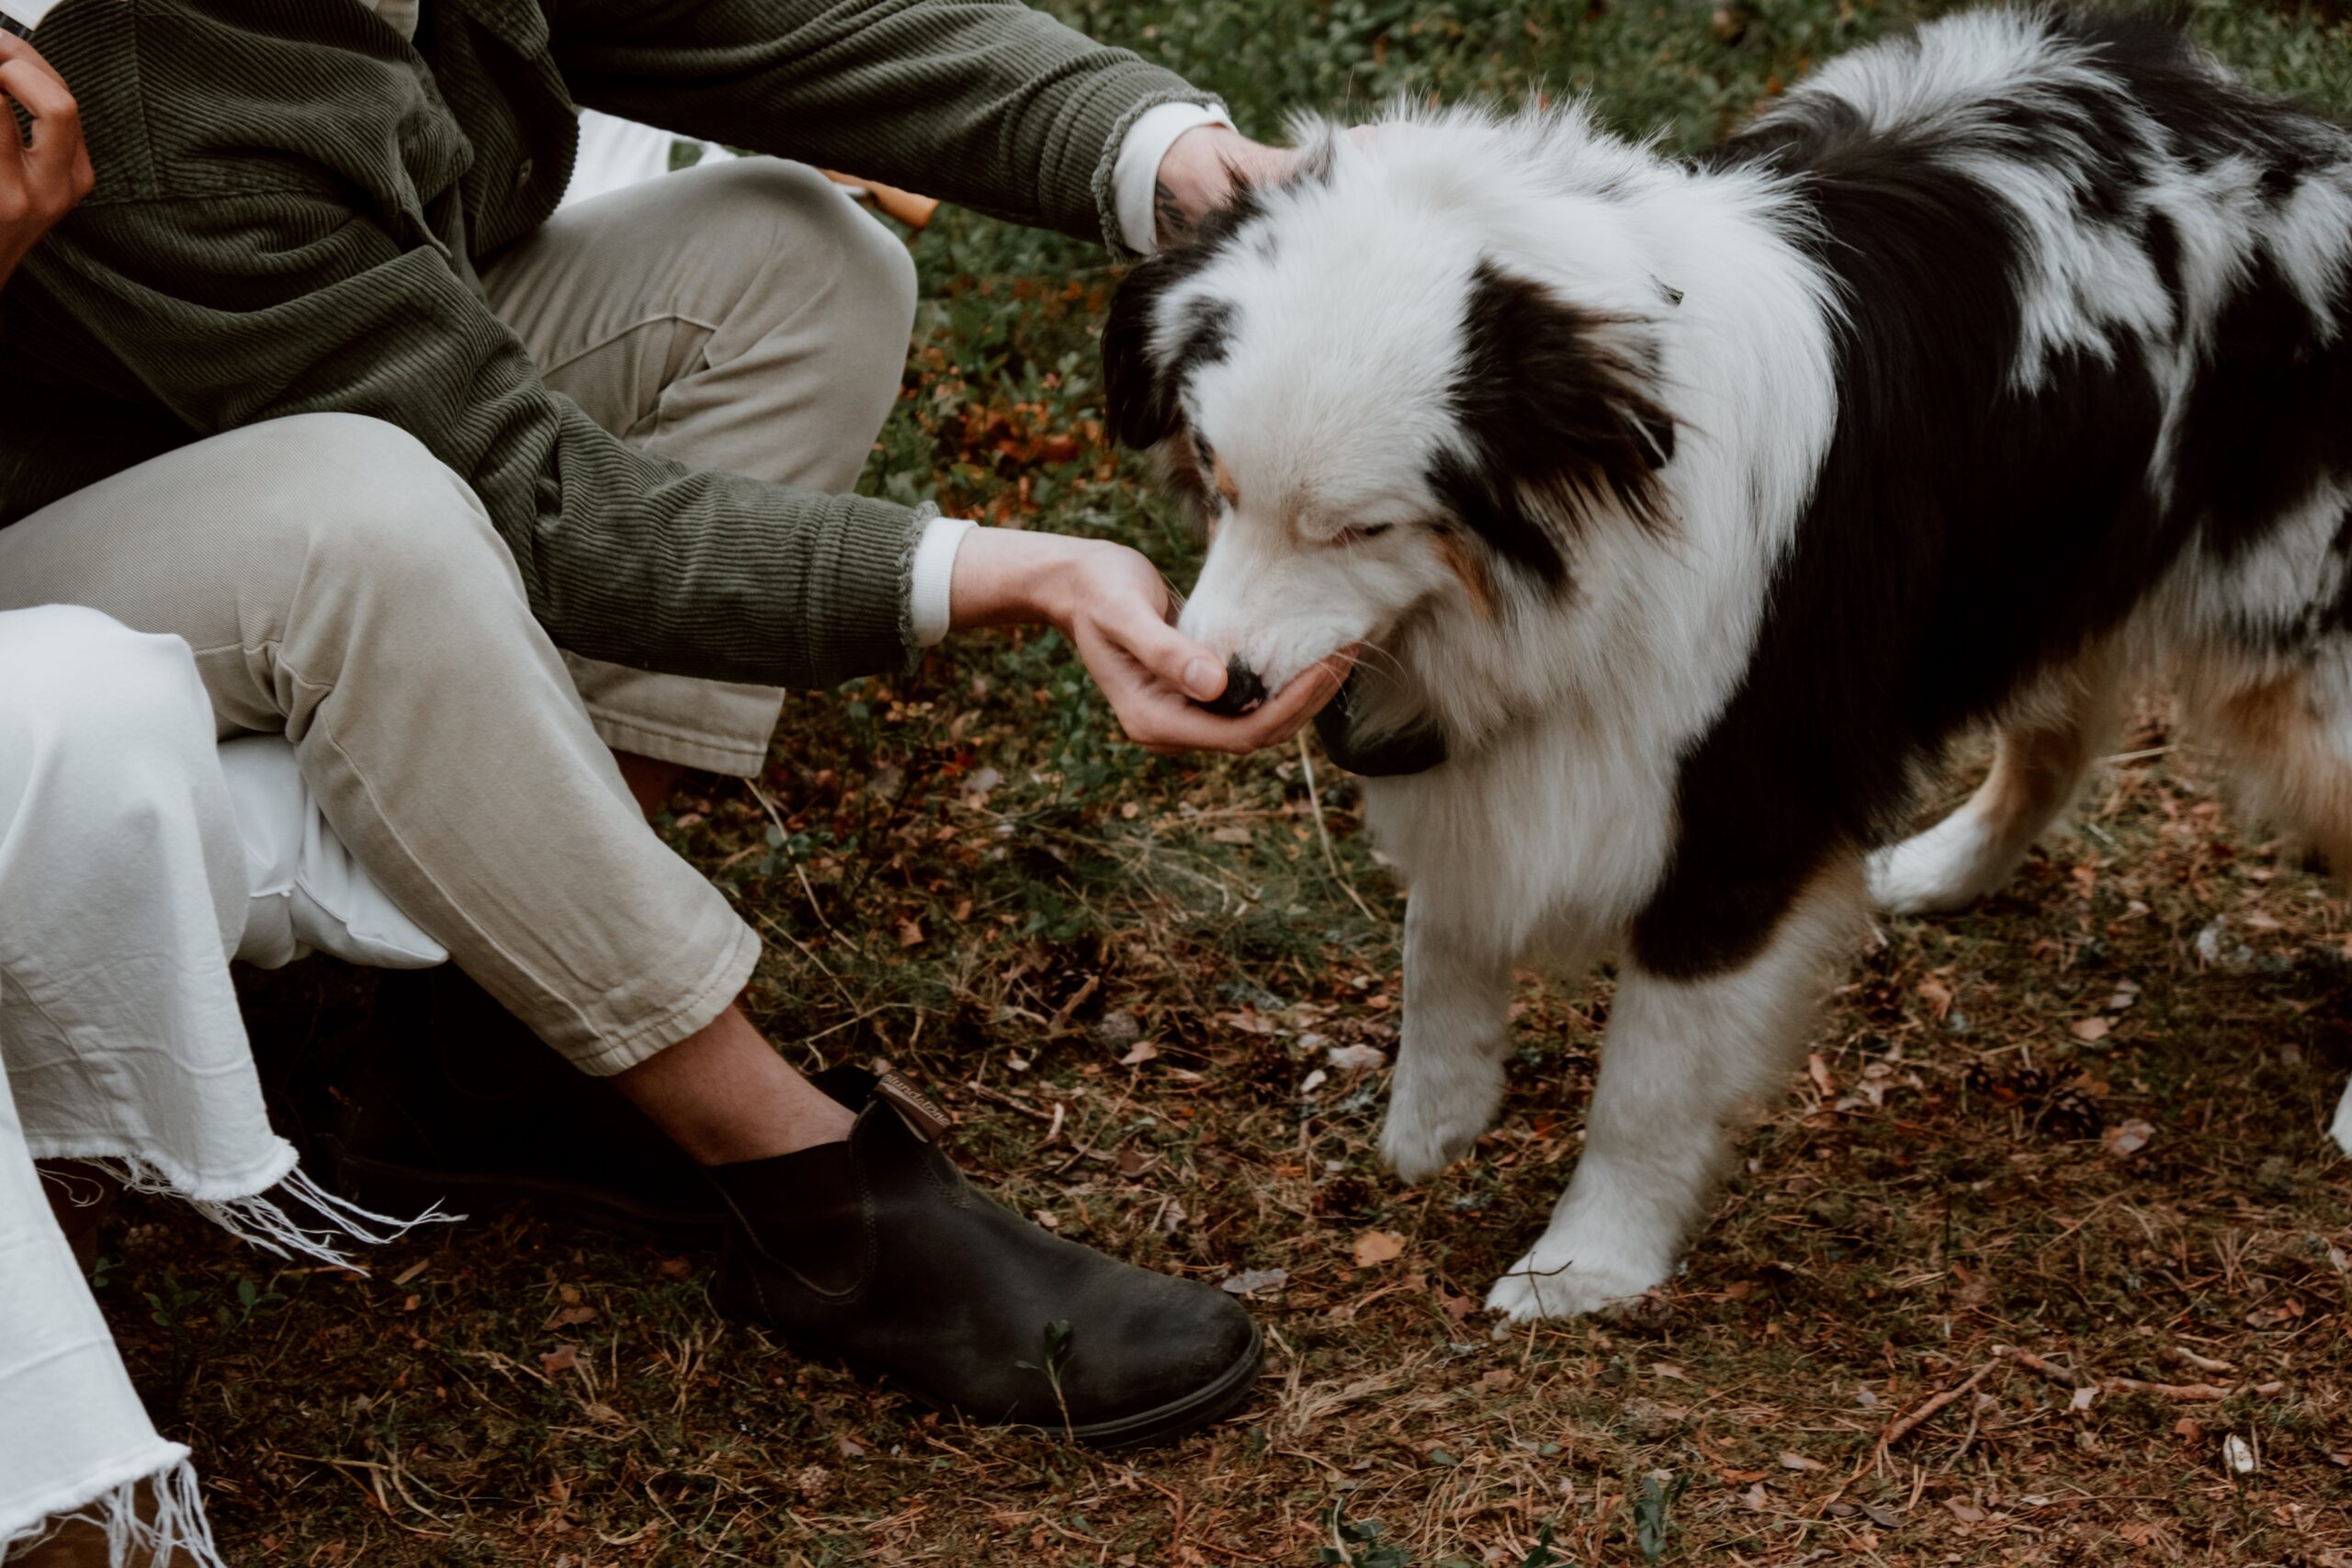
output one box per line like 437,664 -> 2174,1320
807,1065 -> 953,1142
707,1139 -> 864,1295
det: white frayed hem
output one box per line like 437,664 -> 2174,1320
2,1457 -> 225,1568
59,1157 -> 459,1273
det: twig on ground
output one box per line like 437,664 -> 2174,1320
1877,1359 -> 2003,1451
741,775 -> 868,957
1997,1345 -> 2239,1401
1295,733 -> 1385,925
961,1077 -> 1059,1124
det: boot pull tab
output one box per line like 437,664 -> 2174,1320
874,1071 -> 952,1143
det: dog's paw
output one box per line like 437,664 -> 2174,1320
1380,1114 -> 1477,1186
1483,1241 -> 1667,1321
1378,1066 -> 1500,1185
1866,813 -> 2014,915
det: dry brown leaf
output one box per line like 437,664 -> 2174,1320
1352,1230 -> 1406,1268
2070,1016 -> 2112,1042
1779,1450 -> 1826,1472
540,1344 -> 579,1376
1807,1053 -> 1836,1098
897,919 -> 926,948
1917,976 -> 1954,1020
1119,1041 -> 1159,1066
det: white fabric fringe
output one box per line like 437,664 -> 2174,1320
2,1457 -> 228,1568
63,1157 -> 458,1273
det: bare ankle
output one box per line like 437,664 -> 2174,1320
614,750 -> 689,818
611,1006 -> 854,1164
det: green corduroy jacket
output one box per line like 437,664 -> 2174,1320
3,0 -> 1200,687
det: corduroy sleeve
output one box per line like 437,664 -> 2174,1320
30,191 -> 922,689
548,0 -> 1209,250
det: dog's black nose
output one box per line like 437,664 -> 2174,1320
1197,657 -> 1268,716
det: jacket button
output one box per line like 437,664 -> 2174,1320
514,158 -> 535,187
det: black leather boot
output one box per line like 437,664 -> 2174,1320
710,1067 -> 1262,1449
334,966 -> 726,1243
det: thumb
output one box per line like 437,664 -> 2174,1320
1109,605 -> 1229,702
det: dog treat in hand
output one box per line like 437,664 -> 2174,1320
1195,658 -> 1267,716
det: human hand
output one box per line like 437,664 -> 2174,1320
947,526 -> 1351,755
1150,123 -> 1376,249
0,36 -> 93,290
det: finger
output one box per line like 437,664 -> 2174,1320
0,35 -> 71,94
1230,650 -> 1353,746
0,90 -> 28,191
1099,600 -> 1229,704
1119,650 -> 1352,755
0,62 -> 80,189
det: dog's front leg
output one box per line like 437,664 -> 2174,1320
1379,893 -> 1516,1185
1486,862 -> 1865,1319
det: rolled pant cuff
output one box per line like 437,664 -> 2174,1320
584,714 -> 774,778
561,919 -> 763,1077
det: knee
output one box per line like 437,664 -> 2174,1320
709,158 -> 919,375
816,176 -> 922,344
258,415 -> 514,592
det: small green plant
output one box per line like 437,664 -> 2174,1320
1632,1472 -> 1690,1565
86,1253 -> 118,1291
1013,1318 -> 1076,1438
143,1269 -> 205,1331
215,1276 -> 284,1331
1316,1504 -> 1411,1568
1518,1522 -> 1572,1568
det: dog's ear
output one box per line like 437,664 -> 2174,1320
1103,190 -> 1268,451
1102,252 -> 1188,450
1446,261 -> 1679,558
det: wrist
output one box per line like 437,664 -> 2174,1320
947,527 -> 1103,633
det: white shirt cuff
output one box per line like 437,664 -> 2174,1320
909,515 -> 975,648
1114,100 -> 1235,254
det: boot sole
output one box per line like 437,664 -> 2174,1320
718,1256 -> 1267,1450
334,1145 -> 725,1248
1056,1320 -> 1266,1450
823,1324 -> 1265,1451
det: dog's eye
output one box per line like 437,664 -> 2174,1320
1332,524 -> 1393,546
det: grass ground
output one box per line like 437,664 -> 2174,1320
80,0 -> 2352,1562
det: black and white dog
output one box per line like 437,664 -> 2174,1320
1104,7 -> 2352,1317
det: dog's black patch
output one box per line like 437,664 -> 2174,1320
1313,675 -> 1451,775
2176,247 -> 2352,569
1431,264 -> 1678,589
1102,188 -> 1267,453
1629,7 -> 2352,978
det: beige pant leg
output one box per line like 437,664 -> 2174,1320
480,157 -> 921,775
0,415 -> 758,1076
